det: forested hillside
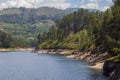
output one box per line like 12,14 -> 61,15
37,9 -> 102,51
0,7 -> 78,47
37,0 -> 120,61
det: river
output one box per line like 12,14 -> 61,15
0,51 -> 108,80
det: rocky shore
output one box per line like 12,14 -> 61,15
35,49 -> 108,70
36,49 -> 120,80
66,51 -> 108,70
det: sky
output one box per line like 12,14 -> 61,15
0,0 -> 114,11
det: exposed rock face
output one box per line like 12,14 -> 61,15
103,60 -> 120,80
110,63 -> 120,80
103,61 -> 117,76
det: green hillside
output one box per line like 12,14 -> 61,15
0,7 -> 70,24
0,22 -> 49,39
0,7 -> 71,47
37,1 -> 120,61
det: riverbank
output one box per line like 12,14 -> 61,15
35,49 -> 108,70
36,49 -> 120,80
0,48 -> 33,52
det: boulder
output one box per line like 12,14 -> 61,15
103,60 -> 117,76
110,63 -> 120,80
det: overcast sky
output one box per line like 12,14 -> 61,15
0,0 -> 113,11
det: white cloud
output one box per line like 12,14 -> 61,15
80,3 -> 99,9
79,0 -> 113,11
80,0 -> 99,10
0,0 -> 71,10
102,6 -> 110,11
0,0 -> 113,11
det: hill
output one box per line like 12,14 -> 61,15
0,7 -> 76,47
0,7 -> 72,24
0,7 -> 97,47
0,7 -> 79,39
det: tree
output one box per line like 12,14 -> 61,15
0,30 -> 12,48
108,0 -> 120,54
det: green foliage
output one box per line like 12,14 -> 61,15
38,40 -> 53,49
0,7 -> 77,48
0,30 -> 31,48
62,30 -> 91,50
94,0 -> 120,60
11,38 -> 30,48
0,22 -> 49,39
0,30 -> 12,48
0,22 -> 50,47
37,9 -> 101,50
36,0 -> 120,61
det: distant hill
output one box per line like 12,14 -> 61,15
0,7 -> 72,42
0,7 -> 98,24
66,8 -> 79,12
0,7 -> 71,24
66,8 -> 98,12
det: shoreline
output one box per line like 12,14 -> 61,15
88,62 -> 104,69
0,48 -> 104,69
0,48 -> 33,52
35,49 -> 107,70
66,54 -> 104,70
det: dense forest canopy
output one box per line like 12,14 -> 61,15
0,30 -> 30,48
37,0 -> 120,61
0,30 -> 12,48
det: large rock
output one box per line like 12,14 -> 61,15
103,60 -> 117,76
103,60 -> 120,80
110,63 -> 120,80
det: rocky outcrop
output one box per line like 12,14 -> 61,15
103,60 -> 120,80
110,63 -> 120,80
103,61 -> 117,76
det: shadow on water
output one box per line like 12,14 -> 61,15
89,69 -> 108,80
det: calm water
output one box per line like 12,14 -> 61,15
0,51 -> 108,80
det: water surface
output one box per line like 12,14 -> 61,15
0,51 -> 108,80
